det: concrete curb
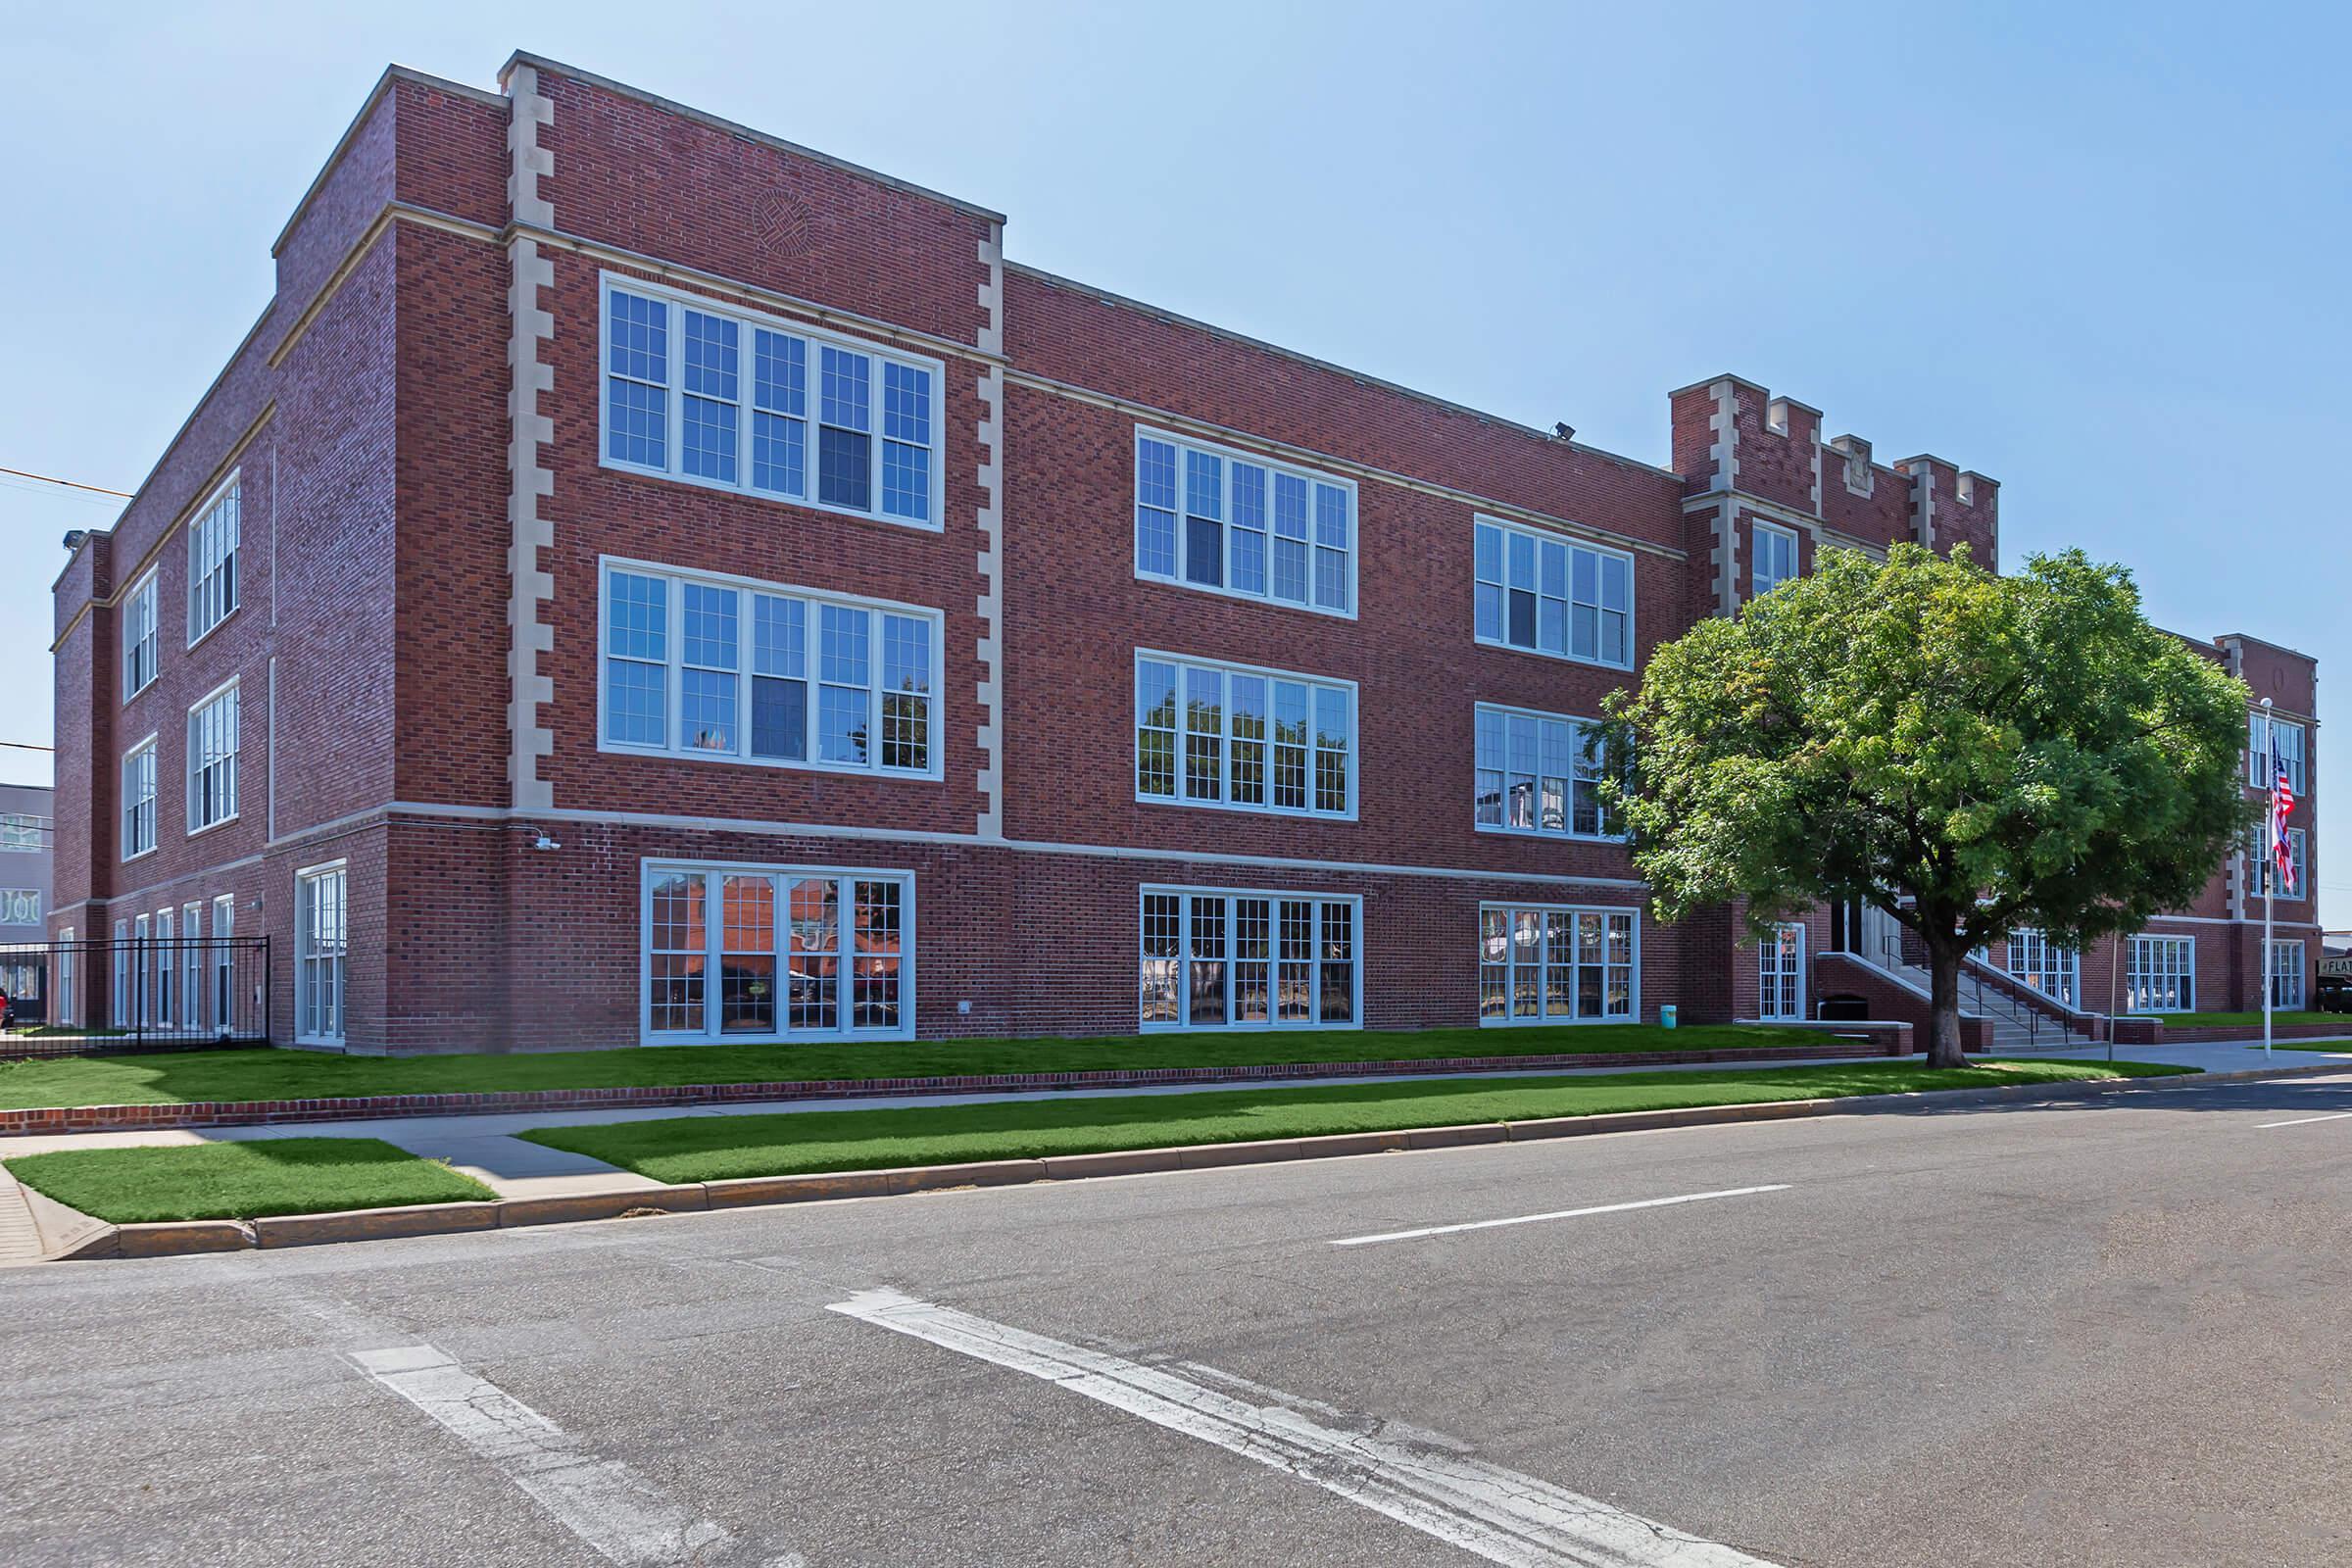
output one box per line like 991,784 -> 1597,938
34,1059 -> 2348,1262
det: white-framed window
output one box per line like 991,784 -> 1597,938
0,814 -> 47,852
600,559 -> 942,778
2269,939 -> 2307,1010
131,913 -> 150,1024
1750,521 -> 1798,600
154,907 -> 174,1026
1479,904 -> 1639,1023
187,474 -> 241,645
2006,929 -> 2080,1007
1140,887 -> 1359,1030
186,679 -> 240,833
1758,922 -> 1805,1019
122,569 -> 160,700
211,895 -> 234,1033
2126,935 -> 2194,1013
55,929 -> 74,1029
1135,653 -> 1353,818
121,737 -> 158,859
295,862 -> 348,1045
2248,714 -> 2306,795
110,919 -> 128,1025
1134,427 -> 1355,616
181,903 -> 203,1032
2249,826 -> 2308,900
1473,703 -> 1621,840
0,890 -> 38,925
642,862 -> 912,1043
601,275 -> 945,529
1473,516 -> 1634,668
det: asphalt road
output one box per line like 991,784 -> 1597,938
4,1069 -> 2350,1567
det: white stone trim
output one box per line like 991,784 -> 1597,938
974,225 -> 1006,839
505,67 -> 557,812
1907,461 -> 1936,550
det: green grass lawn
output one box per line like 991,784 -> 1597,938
520,1057 -> 2183,1185
0,1022 -> 1834,1112
4,1138 -> 496,1224
2132,1011 -> 2341,1027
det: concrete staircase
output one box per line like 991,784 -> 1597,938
1882,957 -> 2093,1052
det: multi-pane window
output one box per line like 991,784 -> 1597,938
1140,888 -> 1358,1030
0,814 -> 45,851
1136,654 -> 1352,818
2269,939 -> 2307,1010
296,864 -> 346,1045
601,562 -> 938,777
154,907 -> 174,1026
122,570 -> 159,699
187,477 -> 241,642
121,739 -> 157,858
0,890 -> 39,924
1750,522 -> 1797,600
1758,923 -> 1804,1019
186,680 -> 239,832
1473,705 -> 1619,839
2249,826 -> 2308,899
212,895 -> 235,1030
182,902 -> 203,1034
55,930 -> 74,1029
604,280 -> 941,526
2126,935 -> 2194,1013
2006,929 -> 2080,1007
2247,715 -> 2306,795
111,919 -> 128,1026
1479,905 -> 1638,1023
1474,517 -> 1633,668
643,864 -> 910,1042
1134,429 -> 1354,614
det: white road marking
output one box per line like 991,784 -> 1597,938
829,1288 -> 1781,1567
349,1344 -> 760,1566
2255,1111 -> 2352,1129
1328,1184 -> 1791,1248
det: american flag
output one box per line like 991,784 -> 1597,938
2270,740 -> 2297,896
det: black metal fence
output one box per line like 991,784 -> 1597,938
0,937 -> 271,1056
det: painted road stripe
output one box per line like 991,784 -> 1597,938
1328,1184 -> 1791,1248
349,1345 -> 778,1567
829,1288 -> 1781,1568
2256,1111 -> 2352,1129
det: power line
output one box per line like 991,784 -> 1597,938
0,466 -> 132,499
0,743 -> 52,754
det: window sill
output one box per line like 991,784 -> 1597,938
1138,1020 -> 1362,1034
643,1029 -> 915,1047
599,455 -> 947,535
185,603 -> 242,654
122,677 -> 159,707
1133,568 -> 1356,622
1478,1013 -> 1640,1027
185,812 -> 240,842
596,739 -> 943,784
1135,792 -> 1356,825
1473,821 -> 1628,846
121,847 -> 158,865
1472,634 -> 1635,674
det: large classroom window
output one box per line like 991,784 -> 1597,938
1757,922 -> 1805,1019
644,864 -> 911,1043
1480,905 -> 1638,1023
1473,516 -> 1633,669
186,679 -> 240,833
2248,714 -> 2306,795
1135,653 -> 1353,819
2126,935 -> 2194,1014
1134,428 -> 1355,615
121,737 -> 158,859
602,276 -> 944,528
187,474 -> 241,644
296,862 -> 348,1045
2269,940 -> 2307,1010
601,560 -> 941,779
122,569 -> 159,699
2248,827 -> 2308,900
1473,704 -> 1620,839
1140,888 -> 1359,1030
1750,521 -> 1798,599
2006,929 -> 2080,1007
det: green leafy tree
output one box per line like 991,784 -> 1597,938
1601,544 -> 2252,1066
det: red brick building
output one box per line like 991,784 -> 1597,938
45,53 -> 2322,1053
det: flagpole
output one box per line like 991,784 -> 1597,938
2262,698 -> 2275,1059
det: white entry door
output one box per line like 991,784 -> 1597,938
1759,923 -> 1805,1019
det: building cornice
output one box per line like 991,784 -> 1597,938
270,64 -> 508,259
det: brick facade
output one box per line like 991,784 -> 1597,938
45,52 -> 2324,1053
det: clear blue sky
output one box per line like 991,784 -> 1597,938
6,2 -> 2345,928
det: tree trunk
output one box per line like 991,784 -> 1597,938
1925,941 -> 1967,1068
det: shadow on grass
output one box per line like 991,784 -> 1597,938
3,1137 -> 496,1224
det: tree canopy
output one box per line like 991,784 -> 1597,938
1602,543 -> 2253,1064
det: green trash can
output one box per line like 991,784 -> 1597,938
1659,1004 -> 1678,1029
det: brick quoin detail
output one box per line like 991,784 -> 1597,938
45,50 -> 2323,1054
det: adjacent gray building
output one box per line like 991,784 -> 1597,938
0,782 -> 54,1010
